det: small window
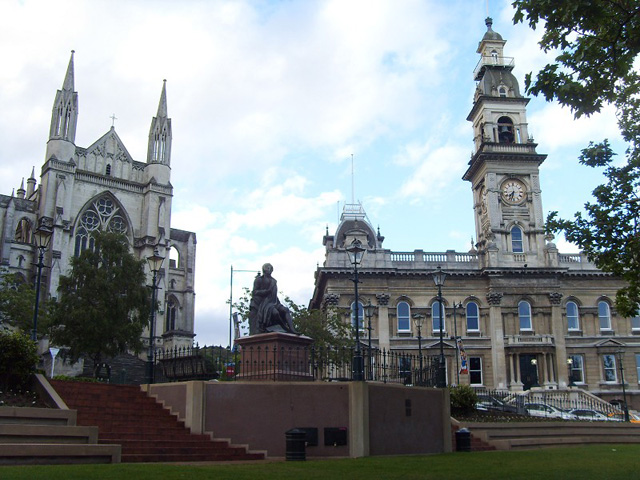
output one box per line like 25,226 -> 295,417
490,50 -> 498,63
397,301 -> 411,332
498,86 -> 507,97
519,301 -> 532,330
106,164 -> 111,176
631,311 -> 640,331
598,301 -> 612,330
566,301 -> 580,331
568,355 -> 584,384
432,301 -> 445,333
511,226 -> 524,253
497,116 -> 515,143
469,357 -> 482,385
602,354 -> 617,382
466,302 -> 479,332
165,299 -> 177,331
351,301 -> 364,330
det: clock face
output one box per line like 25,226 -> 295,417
502,179 -> 526,204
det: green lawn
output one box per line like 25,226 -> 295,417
1,445 -> 638,480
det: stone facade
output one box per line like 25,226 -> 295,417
0,52 -> 196,356
310,20 -> 639,408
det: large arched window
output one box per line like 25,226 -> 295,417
566,301 -> 580,331
511,226 -> 524,253
598,301 -> 612,331
74,195 -> 129,256
397,301 -> 411,332
497,116 -> 515,143
466,302 -> 479,332
518,301 -> 532,330
351,301 -> 364,329
432,301 -> 445,333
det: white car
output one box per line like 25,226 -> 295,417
568,409 -> 608,421
524,403 -> 577,420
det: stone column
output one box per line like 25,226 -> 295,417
486,291 -> 507,390
376,293 -> 390,351
549,292 -> 568,388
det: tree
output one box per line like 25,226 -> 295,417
513,0 -> 640,118
0,271 -> 50,335
48,231 -> 151,372
513,1 -> 640,316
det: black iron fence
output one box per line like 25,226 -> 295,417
152,344 -> 439,386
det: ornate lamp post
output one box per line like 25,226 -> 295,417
432,266 -> 447,388
32,226 -> 52,341
146,248 -> 165,384
364,302 -> 375,380
413,314 -> 425,386
452,302 -> 463,386
567,357 -> 576,387
346,238 -> 366,381
616,349 -> 630,422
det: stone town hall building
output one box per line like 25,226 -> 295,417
310,20 -> 639,407
0,53 -> 196,355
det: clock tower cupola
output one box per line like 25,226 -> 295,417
463,18 -> 549,269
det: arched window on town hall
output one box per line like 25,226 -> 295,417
518,300 -> 532,331
74,195 -> 129,256
497,116 -> 515,143
511,226 -> 524,253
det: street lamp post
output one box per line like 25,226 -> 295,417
346,238 -> 366,381
364,302 -> 375,380
452,302 -> 462,386
32,227 -> 52,342
616,350 -> 630,422
413,314 -> 425,386
146,248 -> 165,385
567,357 -> 575,387
432,266 -> 447,388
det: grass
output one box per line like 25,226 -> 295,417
1,445 -> 638,480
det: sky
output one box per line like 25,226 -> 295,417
0,0 -> 624,347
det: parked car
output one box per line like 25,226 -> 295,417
568,409 -> 608,421
524,403 -> 577,420
476,394 -> 520,414
607,412 -> 640,423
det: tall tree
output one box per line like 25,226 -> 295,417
48,231 -> 151,371
0,271 -> 50,335
513,1 -> 640,316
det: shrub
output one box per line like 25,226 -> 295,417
450,384 -> 478,414
0,330 -> 39,388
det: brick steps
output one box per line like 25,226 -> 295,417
51,380 -> 264,463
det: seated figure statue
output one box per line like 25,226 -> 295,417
248,263 -> 297,335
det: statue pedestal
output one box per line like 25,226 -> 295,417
235,332 -> 314,381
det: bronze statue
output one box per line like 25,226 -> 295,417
249,263 -> 297,335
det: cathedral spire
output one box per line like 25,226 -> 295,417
147,80 -> 172,166
49,50 -> 78,143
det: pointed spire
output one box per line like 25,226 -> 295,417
62,50 -> 75,92
157,79 -> 167,118
17,178 -> 25,199
29,166 -> 36,181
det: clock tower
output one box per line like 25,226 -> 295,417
463,18 -> 548,269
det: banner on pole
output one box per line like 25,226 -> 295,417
458,337 -> 468,374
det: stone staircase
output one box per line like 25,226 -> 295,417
50,380 -> 265,463
0,406 -> 121,465
460,421 -> 640,450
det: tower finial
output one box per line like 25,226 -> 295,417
63,50 -> 75,91
485,17 -> 493,31
157,79 -> 168,118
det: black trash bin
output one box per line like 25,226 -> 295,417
285,428 -> 306,461
455,428 -> 471,452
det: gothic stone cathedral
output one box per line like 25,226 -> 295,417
0,52 -> 196,361
310,20 -> 639,408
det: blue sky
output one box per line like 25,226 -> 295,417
0,0 -> 624,346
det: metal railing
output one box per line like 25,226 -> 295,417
152,344 -> 440,386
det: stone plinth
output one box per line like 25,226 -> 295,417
235,332 -> 314,381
